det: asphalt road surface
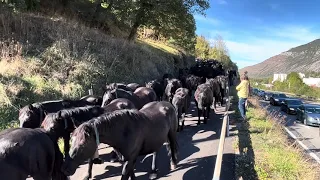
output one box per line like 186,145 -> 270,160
66,101 -> 236,180
260,99 -> 320,161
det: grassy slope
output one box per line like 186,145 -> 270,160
0,7 -> 194,129
233,95 -> 320,179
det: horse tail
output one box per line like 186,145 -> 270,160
52,141 -> 69,180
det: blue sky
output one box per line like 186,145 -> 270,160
194,0 -> 320,69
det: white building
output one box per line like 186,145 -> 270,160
302,78 -> 320,87
273,73 -> 287,83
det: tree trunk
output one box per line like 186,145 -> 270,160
127,7 -> 146,41
91,0 -> 103,27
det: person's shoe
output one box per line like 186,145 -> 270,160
92,157 -> 103,164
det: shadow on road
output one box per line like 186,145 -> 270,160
236,120 -> 259,180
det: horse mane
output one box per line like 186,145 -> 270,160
42,106 -> 101,129
72,109 -> 142,144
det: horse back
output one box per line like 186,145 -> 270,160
0,128 -> 55,177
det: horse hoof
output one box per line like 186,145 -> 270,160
149,173 -> 157,179
170,163 -> 177,170
92,158 -> 103,164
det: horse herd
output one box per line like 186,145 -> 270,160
0,63 -> 235,180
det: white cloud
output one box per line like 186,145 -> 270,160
194,15 -> 220,26
264,25 -> 319,42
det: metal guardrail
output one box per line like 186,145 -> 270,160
212,84 -> 231,180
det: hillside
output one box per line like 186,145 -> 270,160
0,5 -> 194,129
240,39 -> 320,78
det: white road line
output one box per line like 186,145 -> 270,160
284,127 -> 320,164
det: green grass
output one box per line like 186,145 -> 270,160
137,39 -> 180,55
235,98 -> 319,180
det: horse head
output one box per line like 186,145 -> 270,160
19,104 -> 43,128
62,121 -> 98,176
101,89 -> 117,107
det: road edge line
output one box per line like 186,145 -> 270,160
284,127 -> 320,164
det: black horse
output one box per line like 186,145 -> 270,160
102,87 -> 156,109
62,104 -> 178,180
206,78 -> 223,109
127,83 -> 142,92
172,88 -> 191,131
194,83 -> 213,125
105,83 -> 133,92
19,99 -> 94,129
134,87 -> 157,105
216,75 -> 228,104
79,95 -> 103,106
146,79 -> 164,101
0,128 -> 68,180
164,78 -> 182,103
41,98 -> 136,160
183,74 -> 205,96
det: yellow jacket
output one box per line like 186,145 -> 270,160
236,80 -> 249,98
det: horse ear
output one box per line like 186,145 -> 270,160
43,110 -> 48,116
28,104 -> 34,110
57,111 -> 62,117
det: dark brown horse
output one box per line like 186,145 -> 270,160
146,79 -> 164,101
0,128 -> 68,180
127,83 -> 142,92
102,87 -> 157,109
194,83 -> 213,125
62,102 -> 178,180
19,99 -> 95,129
41,98 -> 136,160
164,78 -> 182,103
172,88 -> 191,131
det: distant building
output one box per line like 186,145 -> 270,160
302,78 -> 320,87
273,73 -> 287,83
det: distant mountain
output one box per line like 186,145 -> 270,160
240,39 -> 320,78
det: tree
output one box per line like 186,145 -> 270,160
195,36 -> 210,59
127,0 -> 210,41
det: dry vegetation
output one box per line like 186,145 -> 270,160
234,97 -> 320,180
0,6 -> 194,129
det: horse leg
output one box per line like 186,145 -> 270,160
83,158 -> 93,180
181,112 -> 185,131
149,152 -> 158,180
205,105 -> 210,124
167,130 -> 178,170
63,134 -> 70,160
197,108 -> 201,125
92,147 -> 103,164
121,159 -> 137,180
203,108 -> 207,124
114,148 -> 125,162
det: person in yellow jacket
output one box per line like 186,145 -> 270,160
236,75 -> 250,120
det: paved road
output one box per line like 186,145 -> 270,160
259,99 -> 320,160
66,101 -> 236,180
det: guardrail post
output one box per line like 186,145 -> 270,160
88,84 -> 93,95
